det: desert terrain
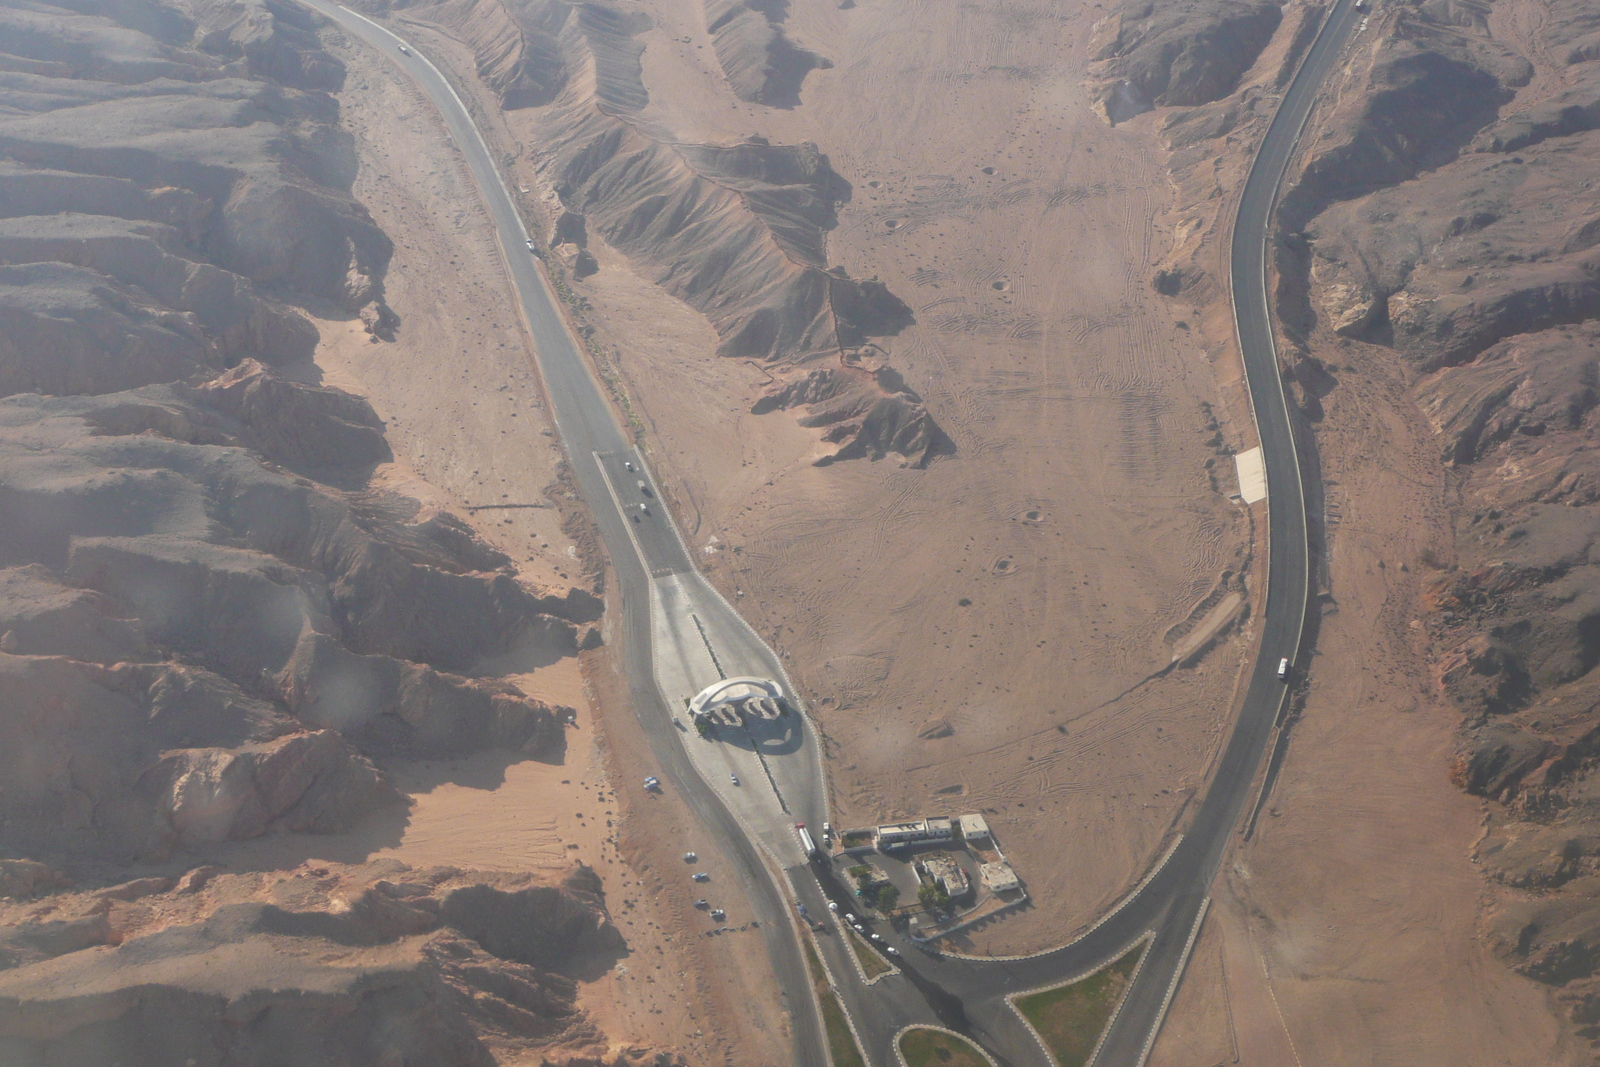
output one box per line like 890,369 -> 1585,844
8,0 -> 1600,1061
358,0 -> 1600,1058
1148,0 -> 1600,1060
370,0 -> 1268,960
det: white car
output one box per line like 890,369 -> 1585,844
526,239 -> 535,252
827,901 -> 839,913
397,45 -> 410,55
885,946 -> 899,956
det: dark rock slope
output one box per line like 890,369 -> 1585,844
0,8 -> 617,1061
368,0 -> 946,466
0,862 -> 650,1067
1251,0 -> 1600,1036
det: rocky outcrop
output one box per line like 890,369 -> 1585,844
0,0 -> 395,385
195,358 -> 391,473
0,862 -> 637,1066
1092,0 -> 1282,116
704,0 -> 829,108
378,0 -> 941,464
1265,0 -> 1600,1040
752,361 -> 948,467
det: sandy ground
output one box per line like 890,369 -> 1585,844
465,0 -> 1258,955
1149,290 -> 1580,1064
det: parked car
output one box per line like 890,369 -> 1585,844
730,773 -> 739,786
694,899 -> 709,909
710,909 -> 726,921
682,851 -> 696,862
693,872 -> 710,883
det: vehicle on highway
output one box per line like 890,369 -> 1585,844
870,933 -> 884,943
821,821 -> 832,844
624,461 -> 634,471
1277,657 -> 1291,680
638,504 -> 650,515
795,822 -> 816,856
885,946 -> 899,956
525,239 -> 535,252
827,901 -> 838,913
636,479 -> 650,495
397,44 -> 409,54
730,773 -> 739,785
693,872 -> 710,882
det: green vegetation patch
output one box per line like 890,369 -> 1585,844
1014,943 -> 1144,1067
819,987 -> 866,1067
803,939 -> 865,1067
897,1027 -> 990,1067
845,926 -> 893,979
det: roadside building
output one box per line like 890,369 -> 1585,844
980,861 -> 1020,893
924,816 -> 954,841
957,813 -> 990,843
920,853 -> 970,899
876,820 -> 930,849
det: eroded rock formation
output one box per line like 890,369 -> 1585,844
0,5 -> 624,1059
0,862 -> 652,1067
368,0 -> 942,466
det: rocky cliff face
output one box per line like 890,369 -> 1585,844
368,0 -> 947,467
0,861 -> 657,1067
0,2 -> 626,1060
1253,0 -> 1600,1035
1091,0 -> 1284,121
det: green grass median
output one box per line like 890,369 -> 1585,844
897,1027 -> 990,1067
804,939 -> 866,1067
1014,943 -> 1144,1067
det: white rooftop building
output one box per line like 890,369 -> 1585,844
957,814 -> 990,842
981,861 -> 1020,893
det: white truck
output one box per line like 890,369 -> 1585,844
796,822 -> 816,856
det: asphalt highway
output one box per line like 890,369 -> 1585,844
294,1 -> 1358,1062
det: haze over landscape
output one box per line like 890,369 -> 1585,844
2,0 -> 1600,1063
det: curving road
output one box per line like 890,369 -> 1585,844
297,1 -> 1358,1063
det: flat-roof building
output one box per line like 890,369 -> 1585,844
877,821 -> 931,848
981,861 -> 1020,893
957,813 -> 990,841
925,816 -> 954,840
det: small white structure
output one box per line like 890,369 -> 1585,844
924,816 -> 954,841
957,813 -> 990,842
981,861 -> 1020,893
